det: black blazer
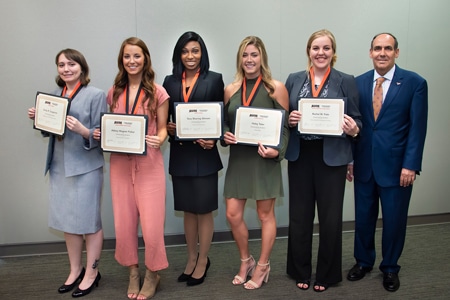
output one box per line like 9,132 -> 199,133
284,68 -> 362,166
163,71 -> 224,176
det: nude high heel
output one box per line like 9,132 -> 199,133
127,267 -> 140,299
138,269 -> 160,299
232,255 -> 256,285
244,261 -> 270,290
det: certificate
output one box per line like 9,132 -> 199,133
100,113 -> 148,155
298,98 -> 345,136
234,106 -> 285,148
34,92 -> 70,136
175,102 -> 223,140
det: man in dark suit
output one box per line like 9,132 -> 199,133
346,33 -> 428,292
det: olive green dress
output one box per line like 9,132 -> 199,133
223,78 -> 289,200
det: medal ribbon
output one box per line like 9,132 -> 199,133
242,75 -> 262,106
182,70 -> 200,103
124,84 -> 145,115
309,66 -> 330,97
61,81 -> 82,99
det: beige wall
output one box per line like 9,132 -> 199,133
1,0 -> 448,245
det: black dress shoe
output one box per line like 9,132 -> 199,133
178,270 -> 194,282
383,272 -> 400,292
347,264 -> 373,281
178,253 -> 199,282
72,272 -> 101,298
187,257 -> 210,286
58,267 -> 86,293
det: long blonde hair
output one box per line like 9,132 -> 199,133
234,36 -> 275,96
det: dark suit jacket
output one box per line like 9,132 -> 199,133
354,65 -> 428,187
285,68 -> 361,166
163,71 -> 224,177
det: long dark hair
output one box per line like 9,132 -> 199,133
171,31 -> 210,79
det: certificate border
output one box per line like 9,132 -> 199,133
174,102 -> 223,140
234,106 -> 285,148
34,91 -> 70,136
298,98 -> 345,136
100,113 -> 148,155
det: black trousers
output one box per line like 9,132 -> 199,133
286,139 -> 347,285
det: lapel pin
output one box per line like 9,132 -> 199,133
396,82 -> 401,85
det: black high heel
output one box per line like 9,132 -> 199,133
187,257 -> 210,286
71,272 -> 101,298
58,267 -> 86,293
178,253 -> 199,282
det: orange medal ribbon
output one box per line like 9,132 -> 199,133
124,84 -> 145,115
61,81 -> 82,99
309,66 -> 330,98
242,75 -> 262,106
182,70 -> 200,103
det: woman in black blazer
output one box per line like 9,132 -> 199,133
163,31 -> 224,286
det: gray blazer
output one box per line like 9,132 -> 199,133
284,68 -> 361,166
45,85 -> 107,176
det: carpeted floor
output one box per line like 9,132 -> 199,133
1,223 -> 449,299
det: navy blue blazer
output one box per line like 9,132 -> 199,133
163,71 -> 224,177
285,68 -> 361,166
353,65 -> 428,187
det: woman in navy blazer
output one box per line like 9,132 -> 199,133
285,30 -> 361,292
163,31 -> 224,286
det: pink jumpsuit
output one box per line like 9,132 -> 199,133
107,84 -> 169,271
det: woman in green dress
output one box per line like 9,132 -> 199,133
222,36 -> 289,290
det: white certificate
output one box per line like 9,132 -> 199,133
298,98 -> 345,136
234,106 -> 285,148
101,113 -> 148,155
175,102 -> 223,140
34,92 -> 70,136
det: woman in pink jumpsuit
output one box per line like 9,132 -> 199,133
106,37 -> 169,300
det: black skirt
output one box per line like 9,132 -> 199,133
172,173 -> 218,214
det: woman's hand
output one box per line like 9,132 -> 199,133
197,139 -> 215,150
167,121 -> 176,136
28,107 -> 36,120
289,110 -> 301,127
343,114 -> 359,137
257,142 -> 279,159
66,116 -> 89,138
93,128 -> 101,141
146,134 -> 161,149
223,131 -> 237,145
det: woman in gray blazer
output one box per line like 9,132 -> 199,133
28,49 -> 106,298
285,30 -> 361,292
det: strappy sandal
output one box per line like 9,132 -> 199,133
232,255 -> 256,285
244,261 -> 270,290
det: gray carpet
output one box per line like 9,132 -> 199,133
1,223 -> 449,299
